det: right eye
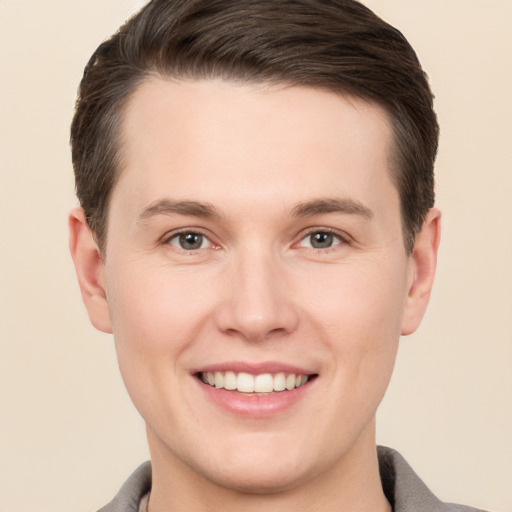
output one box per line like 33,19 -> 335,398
167,231 -> 211,251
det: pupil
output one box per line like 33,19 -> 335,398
311,232 -> 333,248
179,233 -> 203,250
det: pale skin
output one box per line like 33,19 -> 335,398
70,78 -> 440,512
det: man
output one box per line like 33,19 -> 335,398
68,1 -> 488,511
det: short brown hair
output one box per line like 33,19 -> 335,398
71,0 -> 438,253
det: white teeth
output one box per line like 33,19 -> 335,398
273,372 -> 286,391
254,373 -> 274,393
200,371 -> 311,393
285,374 -> 296,390
214,371 -> 224,388
237,372 -> 255,392
224,371 -> 237,390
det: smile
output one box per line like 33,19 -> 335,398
198,371 -> 311,394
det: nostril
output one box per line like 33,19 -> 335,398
213,274 -> 300,341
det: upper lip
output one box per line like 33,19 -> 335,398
192,361 -> 316,376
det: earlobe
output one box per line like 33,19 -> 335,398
401,208 -> 441,336
69,208 -> 113,333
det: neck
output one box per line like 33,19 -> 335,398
146,420 -> 391,512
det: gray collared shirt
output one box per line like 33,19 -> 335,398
97,446 -> 489,512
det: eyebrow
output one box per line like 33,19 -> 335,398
137,199 -> 221,223
291,198 -> 373,219
137,196 -> 373,223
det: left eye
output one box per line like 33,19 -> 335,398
298,231 -> 343,249
168,232 -> 210,251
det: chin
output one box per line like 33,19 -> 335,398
195,434 -> 326,494
202,458 -> 311,495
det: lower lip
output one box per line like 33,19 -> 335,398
195,378 -> 315,418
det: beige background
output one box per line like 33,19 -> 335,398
1,1 -> 511,511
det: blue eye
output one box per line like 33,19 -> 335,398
299,231 -> 343,249
169,232 -> 210,251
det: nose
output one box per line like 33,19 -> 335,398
214,248 -> 300,342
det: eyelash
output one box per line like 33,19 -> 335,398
162,229 -> 217,252
161,227 -> 350,253
296,228 -> 349,251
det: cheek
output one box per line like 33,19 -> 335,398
300,259 -> 407,336
300,260 -> 406,390
105,265 -> 215,426
105,265 -> 204,384
107,264 -> 210,347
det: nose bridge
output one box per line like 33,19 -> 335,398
215,242 -> 299,341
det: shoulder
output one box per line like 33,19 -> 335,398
378,446 -> 489,512
96,461 -> 152,512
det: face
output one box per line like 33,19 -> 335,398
74,78 -> 436,494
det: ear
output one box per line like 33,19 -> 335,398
401,208 -> 441,336
69,208 -> 112,333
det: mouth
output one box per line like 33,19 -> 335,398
196,371 -> 317,395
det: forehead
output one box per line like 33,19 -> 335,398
114,77 -> 397,216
